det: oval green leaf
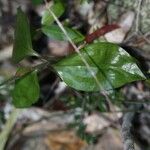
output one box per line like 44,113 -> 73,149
42,1 -> 65,26
12,7 -> 35,63
54,42 -> 146,91
42,25 -> 85,43
12,68 -> 40,108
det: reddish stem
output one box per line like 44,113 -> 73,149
85,24 -> 120,43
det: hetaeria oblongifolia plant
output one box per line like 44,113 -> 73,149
1,0 -> 148,108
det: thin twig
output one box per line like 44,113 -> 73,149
124,0 -> 143,43
135,0 -> 142,32
43,78 -> 60,107
141,31 -> 150,44
0,61 -> 49,87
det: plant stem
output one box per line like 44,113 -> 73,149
0,108 -> 21,150
0,61 -> 50,87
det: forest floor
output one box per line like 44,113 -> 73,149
0,0 -> 150,150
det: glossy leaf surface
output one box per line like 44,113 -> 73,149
12,8 -> 35,63
54,42 -> 145,91
41,1 -> 65,26
42,25 -> 85,43
12,68 -> 40,108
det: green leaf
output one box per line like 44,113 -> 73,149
41,1 -> 65,26
32,0 -> 43,5
12,7 -> 35,63
54,42 -> 145,91
12,68 -> 40,108
42,25 -> 85,43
